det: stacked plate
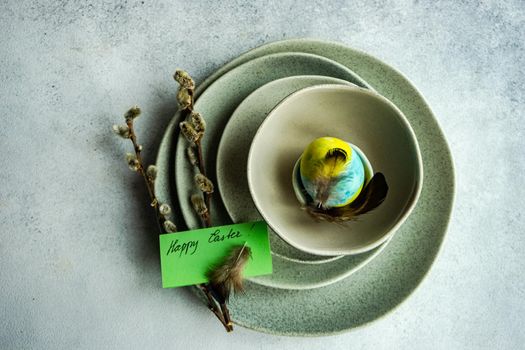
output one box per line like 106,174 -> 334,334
155,39 -> 454,336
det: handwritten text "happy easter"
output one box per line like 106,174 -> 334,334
165,228 -> 243,258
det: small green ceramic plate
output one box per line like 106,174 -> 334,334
155,39 -> 455,335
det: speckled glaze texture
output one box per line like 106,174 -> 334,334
155,40 -> 454,335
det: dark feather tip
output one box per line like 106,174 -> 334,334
304,172 -> 388,223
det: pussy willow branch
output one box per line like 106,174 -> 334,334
179,115 -> 230,332
116,107 -> 230,332
115,110 -> 170,232
182,104 -> 212,228
194,138 -> 212,227
197,284 -> 232,331
176,71 -> 233,332
190,136 -> 230,330
125,119 -> 164,222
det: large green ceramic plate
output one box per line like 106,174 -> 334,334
155,39 -> 455,335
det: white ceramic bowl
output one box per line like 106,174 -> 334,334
247,85 -> 423,255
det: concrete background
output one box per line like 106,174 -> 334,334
1,0 -> 523,349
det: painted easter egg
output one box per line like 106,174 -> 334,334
298,137 -> 365,208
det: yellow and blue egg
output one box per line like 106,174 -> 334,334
299,137 -> 365,208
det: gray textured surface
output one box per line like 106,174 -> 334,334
0,0 -> 523,349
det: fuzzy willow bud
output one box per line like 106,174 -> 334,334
163,220 -> 177,233
191,194 -> 208,216
177,88 -> 192,110
125,153 -> 140,171
190,112 -> 206,133
112,124 -> 130,138
173,70 -> 195,90
186,147 -> 198,166
195,173 -> 214,194
125,106 -> 141,121
146,165 -> 158,180
180,121 -> 202,143
159,203 -> 172,216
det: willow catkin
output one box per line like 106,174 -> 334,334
112,124 -> 130,138
180,121 -> 202,143
163,220 -> 177,233
146,165 -> 158,180
186,146 -> 198,166
194,173 -> 214,194
177,88 -> 192,109
173,70 -> 195,90
190,112 -> 206,132
125,153 -> 139,171
159,203 -> 172,216
125,105 -> 141,120
191,194 -> 208,216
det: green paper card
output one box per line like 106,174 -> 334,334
159,221 -> 272,288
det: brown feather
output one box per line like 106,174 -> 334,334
305,172 -> 388,222
312,149 -> 347,209
208,244 -> 251,303
312,175 -> 332,209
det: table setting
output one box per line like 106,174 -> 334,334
153,39 -> 454,335
3,1 -> 524,348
